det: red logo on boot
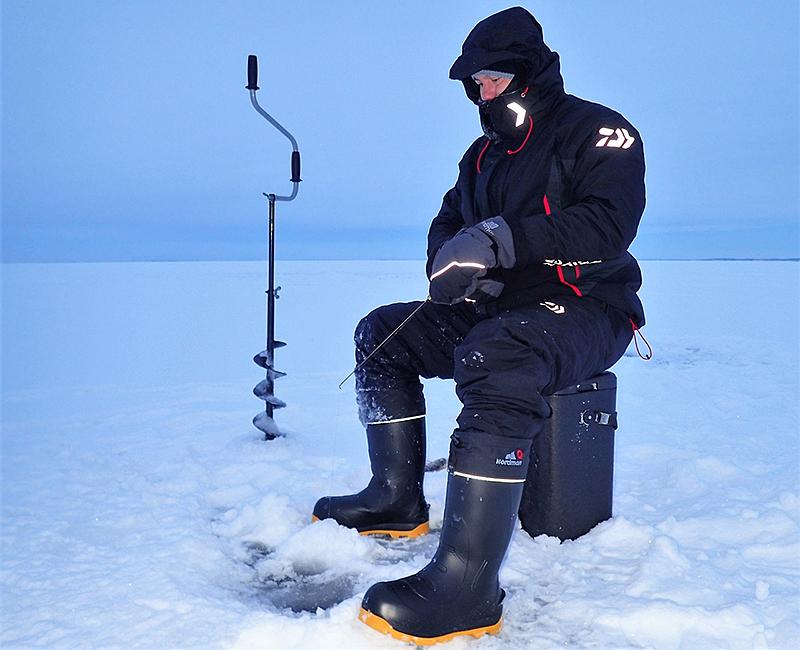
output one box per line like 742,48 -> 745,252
497,450 -> 525,466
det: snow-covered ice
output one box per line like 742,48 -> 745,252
2,260 -> 798,649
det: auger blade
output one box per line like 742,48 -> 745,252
265,395 -> 287,408
252,362 -> 288,379
253,411 -> 281,439
253,346 -> 288,370
253,380 -> 288,406
253,349 -> 272,369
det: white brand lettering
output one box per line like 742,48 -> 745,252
543,259 -> 602,267
540,301 -> 565,315
496,458 -> 523,466
595,127 -> 635,149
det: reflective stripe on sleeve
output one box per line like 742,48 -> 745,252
430,261 -> 486,280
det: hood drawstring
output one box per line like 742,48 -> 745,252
476,117 -> 535,174
506,115 -> 534,155
506,87 -> 533,155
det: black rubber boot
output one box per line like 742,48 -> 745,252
359,431 -> 531,644
312,418 -> 429,538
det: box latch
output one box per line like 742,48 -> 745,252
580,409 -> 618,429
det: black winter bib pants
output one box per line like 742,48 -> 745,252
355,296 -> 632,444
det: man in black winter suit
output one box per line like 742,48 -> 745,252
314,7 -> 646,644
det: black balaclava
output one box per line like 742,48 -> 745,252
474,60 -> 532,144
449,7 -> 565,145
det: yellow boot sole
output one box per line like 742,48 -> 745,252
311,515 -> 429,538
358,607 -> 502,645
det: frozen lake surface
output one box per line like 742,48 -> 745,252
2,260 -> 798,649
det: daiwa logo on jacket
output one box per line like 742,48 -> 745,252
595,127 -> 635,149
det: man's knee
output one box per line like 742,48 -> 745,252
453,317 -> 553,389
354,302 -> 428,406
355,302 -> 419,353
354,305 -> 386,353
452,317 -> 554,438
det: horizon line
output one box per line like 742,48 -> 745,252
2,257 -> 798,265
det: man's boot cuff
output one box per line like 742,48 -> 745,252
366,413 -> 426,426
357,388 -> 426,427
449,430 -> 531,483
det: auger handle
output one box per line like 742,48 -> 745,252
246,54 -> 300,200
291,151 -> 301,183
247,54 -> 259,91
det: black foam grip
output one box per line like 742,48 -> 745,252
291,151 -> 302,183
247,55 -> 259,90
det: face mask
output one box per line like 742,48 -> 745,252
478,85 -> 530,144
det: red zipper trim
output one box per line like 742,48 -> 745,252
543,194 -> 551,216
556,265 -> 583,297
476,138 -> 491,174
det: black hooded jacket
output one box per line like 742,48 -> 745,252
427,7 -> 646,325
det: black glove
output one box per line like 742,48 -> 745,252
428,217 -> 516,305
465,277 -> 506,303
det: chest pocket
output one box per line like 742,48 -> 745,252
543,149 -> 576,211
542,150 -> 587,296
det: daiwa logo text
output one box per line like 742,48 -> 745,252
595,127 -> 635,149
496,449 -> 525,466
540,301 -> 565,314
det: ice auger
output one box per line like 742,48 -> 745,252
246,54 -> 301,440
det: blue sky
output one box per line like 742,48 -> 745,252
2,1 -> 798,261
